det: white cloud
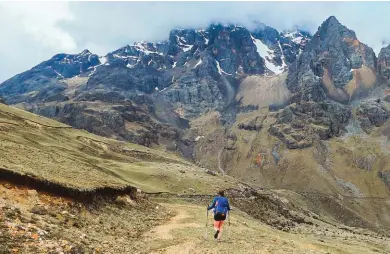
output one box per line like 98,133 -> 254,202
0,2 -> 78,83
1,2 -> 390,82
0,2 -> 76,51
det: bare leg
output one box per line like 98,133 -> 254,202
217,221 -> 224,241
217,230 -> 223,241
213,220 -> 220,239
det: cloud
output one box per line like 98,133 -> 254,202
1,2 -> 76,51
0,2 -> 76,82
1,2 -> 390,82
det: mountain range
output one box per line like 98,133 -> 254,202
1,16 -> 390,199
0,19 -> 310,146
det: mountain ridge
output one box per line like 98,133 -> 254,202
1,16 -> 390,200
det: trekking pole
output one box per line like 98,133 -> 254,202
205,209 -> 209,239
228,211 -> 231,240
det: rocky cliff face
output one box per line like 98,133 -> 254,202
378,171 -> 390,189
26,101 -> 182,149
378,44 -> 390,84
356,99 -> 390,133
287,16 -> 377,104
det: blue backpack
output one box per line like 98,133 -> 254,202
208,196 -> 230,214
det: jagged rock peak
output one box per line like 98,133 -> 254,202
323,16 -> 341,26
316,16 -> 356,40
80,49 -> 92,55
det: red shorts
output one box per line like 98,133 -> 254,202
214,220 -> 224,231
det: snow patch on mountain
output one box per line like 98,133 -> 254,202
194,59 -> 202,68
182,45 -> 193,52
175,35 -> 194,52
281,29 -> 309,48
99,56 -> 107,65
251,35 -> 284,75
215,60 -> 232,75
52,68 -> 64,79
134,42 -> 163,56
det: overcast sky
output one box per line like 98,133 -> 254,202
1,1 -> 390,82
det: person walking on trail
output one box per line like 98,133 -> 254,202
207,190 -> 231,241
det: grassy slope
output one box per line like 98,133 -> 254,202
0,103 -> 236,194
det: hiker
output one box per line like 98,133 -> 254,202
207,190 -> 231,241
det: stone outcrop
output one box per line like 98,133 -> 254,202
0,50 -> 100,104
355,100 -> 390,133
269,101 -> 351,148
238,115 -> 265,131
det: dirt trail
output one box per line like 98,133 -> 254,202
135,203 -> 390,254
143,205 -> 201,240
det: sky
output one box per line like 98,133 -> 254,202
1,1 -> 390,82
